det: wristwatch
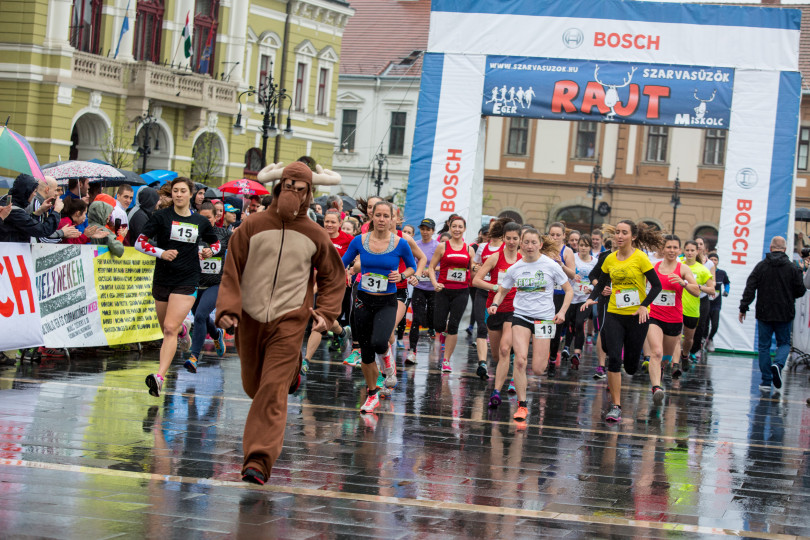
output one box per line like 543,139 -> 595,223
492,302 -> 500,307
492,284 -> 499,292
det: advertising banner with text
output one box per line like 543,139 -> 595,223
0,243 -> 44,350
482,56 -> 734,129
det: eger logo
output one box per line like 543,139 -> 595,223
674,89 -> 724,127
485,84 -> 535,115
563,28 -> 584,49
736,168 -> 758,189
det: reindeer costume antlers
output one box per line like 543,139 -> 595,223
257,162 -> 342,186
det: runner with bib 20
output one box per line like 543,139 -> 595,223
581,221 -> 663,424
487,228 -> 572,425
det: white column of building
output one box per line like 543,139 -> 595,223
44,0 -> 73,48
225,0 -> 249,84
115,0 -> 134,61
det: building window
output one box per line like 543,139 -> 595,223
259,54 -> 272,85
193,0 -> 220,75
389,112 -> 407,156
693,225 -> 719,251
498,210 -> 524,225
798,127 -> 810,170
70,0 -> 104,54
294,62 -> 307,111
646,126 -> 668,162
134,0 -> 164,63
244,148 -> 263,176
703,129 -> 726,166
556,205 -> 606,233
506,118 -> 529,156
340,109 -> 357,152
316,68 -> 329,116
575,122 -> 597,158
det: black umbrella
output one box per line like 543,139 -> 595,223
341,195 -> 357,212
205,187 -> 222,198
103,169 -> 145,187
796,207 -> 810,222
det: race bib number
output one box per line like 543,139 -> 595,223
447,268 -> 467,283
534,320 -> 556,339
577,278 -> 591,294
361,272 -> 389,292
653,290 -> 676,307
497,270 -> 506,286
201,257 -> 222,274
170,221 -> 198,243
615,288 -> 641,308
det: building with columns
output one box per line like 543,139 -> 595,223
0,0 -> 353,183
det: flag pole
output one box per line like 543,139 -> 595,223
171,34 -> 183,66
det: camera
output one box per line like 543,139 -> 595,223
802,247 -> 810,258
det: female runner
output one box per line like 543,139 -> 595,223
546,222 -> 577,375
472,222 -> 522,407
487,228 -> 572,423
136,177 -> 220,397
647,235 -> 700,401
341,201 -> 416,413
562,234 -> 598,369
428,216 -> 475,373
581,220 -> 663,423
677,240 -> 714,377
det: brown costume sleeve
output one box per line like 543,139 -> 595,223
310,234 -> 346,327
215,223 -> 250,327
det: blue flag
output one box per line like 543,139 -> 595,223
114,0 -> 130,59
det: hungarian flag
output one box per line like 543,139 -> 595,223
182,11 -> 192,59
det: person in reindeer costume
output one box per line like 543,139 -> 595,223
216,159 -> 345,485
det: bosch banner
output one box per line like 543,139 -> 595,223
482,56 -> 734,128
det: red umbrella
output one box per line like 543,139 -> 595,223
219,179 -> 269,196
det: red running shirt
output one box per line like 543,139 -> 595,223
649,261 -> 685,324
331,230 -> 354,257
438,241 -> 471,289
486,250 -> 522,312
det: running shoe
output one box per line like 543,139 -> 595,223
546,361 -> 556,378
465,325 -> 474,336
441,358 -> 452,372
570,353 -> 580,371
771,363 -> 783,389
476,362 -> 489,380
0,352 -> 14,366
405,351 -> 417,365
184,354 -> 199,374
344,349 -> 361,367
706,339 -> 715,352
396,340 -> 404,349
759,384 -> 772,392
214,328 -> 226,357
561,347 -> 570,363
593,366 -> 606,380
242,467 -> 266,485
376,374 -> 393,399
301,359 -> 310,375
671,363 -> 682,379
360,390 -> 381,413
652,385 -> 665,406
38,347 -> 66,358
507,379 -> 516,394
178,323 -> 189,339
427,329 -> 436,339
605,404 -> 622,423
641,359 -> 650,373
513,405 -> 529,422
382,348 -> 397,388
489,390 -> 502,409
145,373 -> 164,397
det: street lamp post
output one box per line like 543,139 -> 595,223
132,101 -> 160,174
233,61 -> 293,168
373,153 -> 389,196
670,172 -> 681,234
587,160 -> 602,233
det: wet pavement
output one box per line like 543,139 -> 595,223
1,331 -> 809,539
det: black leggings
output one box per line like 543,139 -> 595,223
338,286 -> 352,328
472,288 -> 489,339
564,302 -> 588,350
354,291 -> 398,365
409,288 -> 435,351
601,312 -> 649,374
548,294 -> 566,359
708,308 -> 721,341
434,287 -> 469,335
691,296 -> 711,354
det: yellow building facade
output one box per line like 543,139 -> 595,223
0,0 -> 353,183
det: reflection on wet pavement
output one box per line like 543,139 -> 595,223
0,336 -> 809,538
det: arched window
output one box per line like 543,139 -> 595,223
191,132 -> 224,183
498,210 -> 524,225
70,0 -> 104,54
555,205 -> 605,234
693,225 -> 719,252
194,0 -> 220,76
641,220 -> 661,231
244,148 -> 263,177
134,0 -> 164,63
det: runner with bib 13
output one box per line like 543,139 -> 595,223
487,228 -> 572,425
581,221 -> 663,424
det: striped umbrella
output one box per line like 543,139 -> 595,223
0,126 -> 44,180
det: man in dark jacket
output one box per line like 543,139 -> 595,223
127,186 -> 159,245
1,174 -> 63,243
739,236 -> 806,391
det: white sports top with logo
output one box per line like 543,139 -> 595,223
500,255 -> 568,320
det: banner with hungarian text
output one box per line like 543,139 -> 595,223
482,56 -> 734,129
0,244 -> 164,351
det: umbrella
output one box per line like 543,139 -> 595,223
341,195 -> 357,212
114,169 -> 145,186
796,207 -> 810,222
220,179 -> 269,196
0,126 -> 44,180
140,170 -> 178,186
44,160 -> 125,184
0,175 -> 14,189
205,187 -> 222,198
